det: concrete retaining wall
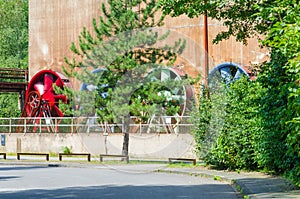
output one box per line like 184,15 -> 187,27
0,133 -> 196,160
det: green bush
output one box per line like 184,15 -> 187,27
193,70 -> 299,186
257,52 -> 300,185
193,78 -> 264,170
0,93 -> 21,118
191,84 -> 227,162
62,146 -> 72,154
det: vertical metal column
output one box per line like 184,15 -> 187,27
203,0 -> 209,92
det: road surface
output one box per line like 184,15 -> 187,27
0,164 -> 238,199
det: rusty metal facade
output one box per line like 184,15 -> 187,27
29,0 -> 267,82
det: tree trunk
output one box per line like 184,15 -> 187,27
122,117 -> 130,156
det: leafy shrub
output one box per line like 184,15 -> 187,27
191,85 -> 227,161
193,59 -> 299,186
62,146 -> 72,154
193,78 -> 264,170
257,52 -> 300,186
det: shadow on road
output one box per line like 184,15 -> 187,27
0,184 -> 238,199
0,176 -> 20,181
0,166 -> 48,171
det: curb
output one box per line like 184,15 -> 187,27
156,169 -> 246,198
156,168 -> 300,199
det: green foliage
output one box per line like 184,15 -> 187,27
62,146 -> 72,154
215,79 -> 263,170
0,0 -> 28,118
194,60 -> 299,184
65,0 -> 187,156
213,175 -> 221,181
0,93 -> 21,117
257,52 -> 300,185
159,0 -> 298,45
65,0 -> 166,62
257,1 -> 300,185
159,0 -> 263,44
193,78 -> 264,170
65,1 -> 186,122
161,0 -> 300,186
0,0 -> 28,69
191,78 -> 228,160
193,54 -> 299,184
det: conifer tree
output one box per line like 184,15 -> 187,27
64,0 -> 186,156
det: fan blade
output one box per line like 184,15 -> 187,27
149,69 -> 160,82
172,88 -> 180,94
161,69 -> 171,81
54,94 -> 67,103
86,84 -> 97,91
44,73 -> 54,92
150,75 -> 159,82
80,83 -> 88,91
220,67 -> 232,84
55,78 -> 64,88
234,69 -> 243,80
53,104 -> 64,117
42,90 -> 55,104
33,82 -> 45,95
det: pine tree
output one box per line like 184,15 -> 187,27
64,0 -> 186,156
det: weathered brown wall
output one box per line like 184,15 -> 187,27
163,16 -> 267,76
29,0 -> 103,79
29,0 -> 268,83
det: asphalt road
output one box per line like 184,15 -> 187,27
0,164 -> 238,199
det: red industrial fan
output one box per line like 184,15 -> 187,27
19,70 -> 72,132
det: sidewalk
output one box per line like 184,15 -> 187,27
159,166 -> 300,199
0,158 -> 299,199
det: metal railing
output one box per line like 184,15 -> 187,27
0,116 -> 193,134
0,68 -> 28,93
